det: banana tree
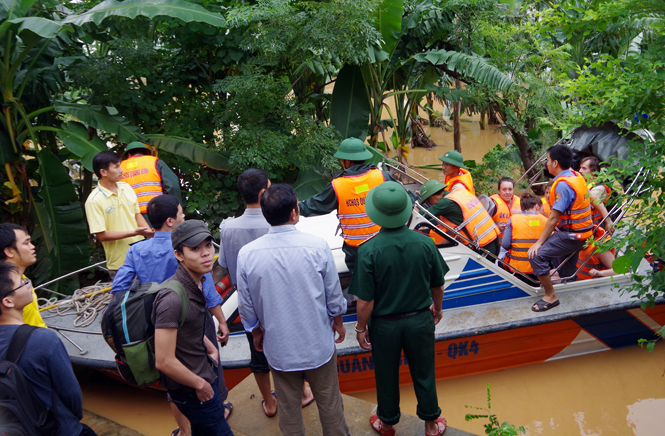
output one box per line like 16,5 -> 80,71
0,0 -> 230,288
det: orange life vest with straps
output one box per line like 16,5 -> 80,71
549,171 -> 593,240
541,197 -> 551,217
120,155 -> 163,214
432,188 -> 499,247
505,213 -> 548,274
589,184 -> 612,227
576,228 -> 612,280
331,168 -> 386,247
491,194 -> 521,240
444,169 -> 475,195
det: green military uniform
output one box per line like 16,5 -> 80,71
425,196 -> 500,256
349,225 -> 449,425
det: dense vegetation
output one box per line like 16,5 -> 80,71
0,0 -> 663,313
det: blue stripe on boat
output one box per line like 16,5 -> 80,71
574,310 -> 658,348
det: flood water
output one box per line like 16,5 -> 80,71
77,120 -> 665,435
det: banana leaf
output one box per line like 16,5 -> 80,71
0,130 -> 18,164
377,0 -> 404,55
63,0 -> 226,28
34,149 -> 89,288
57,121 -> 107,172
0,0 -> 36,22
145,134 -> 231,171
330,64 -> 370,140
54,101 -> 144,144
292,167 -> 331,201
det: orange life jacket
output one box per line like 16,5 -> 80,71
331,168 -> 386,247
589,184 -> 612,227
491,194 -> 521,240
432,189 -> 499,247
505,213 -> 548,274
541,198 -> 551,217
120,155 -> 163,214
444,169 -> 475,195
576,228 -> 611,280
549,171 -> 593,240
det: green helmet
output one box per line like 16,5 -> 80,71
419,179 -> 447,203
333,138 -> 373,161
125,141 -> 150,153
438,150 -> 466,169
366,181 -> 413,228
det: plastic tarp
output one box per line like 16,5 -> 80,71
568,122 -> 643,161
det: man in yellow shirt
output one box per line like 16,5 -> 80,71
85,151 -> 154,279
0,223 -> 46,327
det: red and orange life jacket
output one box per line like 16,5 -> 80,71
505,213 -> 548,274
549,171 -> 593,240
331,169 -> 386,247
120,155 -> 163,214
491,194 -> 521,240
576,228 -> 612,280
444,169 -> 475,196
432,188 -> 498,247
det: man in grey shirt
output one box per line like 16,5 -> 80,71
218,169 -> 313,417
237,184 -> 348,436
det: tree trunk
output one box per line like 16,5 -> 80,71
479,110 -> 486,130
453,80 -> 462,152
509,128 -> 544,194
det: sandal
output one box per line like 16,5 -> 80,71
370,413 -> 396,436
223,401 -> 233,420
261,391 -> 277,418
531,298 -> 560,312
170,429 -> 180,436
426,416 -> 447,436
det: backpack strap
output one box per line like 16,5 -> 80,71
160,280 -> 189,329
6,324 -> 39,363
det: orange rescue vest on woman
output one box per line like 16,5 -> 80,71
589,184 -> 612,227
120,155 -> 163,214
490,194 -> 521,240
433,189 -> 498,247
541,198 -> 551,217
444,169 -> 475,195
576,228 -> 613,280
505,213 -> 548,274
331,168 -> 386,247
549,171 -> 593,240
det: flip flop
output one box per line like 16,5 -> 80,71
303,398 -> 315,408
223,401 -> 233,420
426,416 -> 447,436
261,391 -> 277,418
531,298 -> 560,312
370,413 -> 396,436
170,429 -> 180,436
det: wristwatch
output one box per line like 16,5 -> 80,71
354,323 -> 366,333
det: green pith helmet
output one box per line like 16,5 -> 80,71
419,179 -> 447,203
125,141 -> 150,153
366,181 -> 413,228
333,137 -> 373,161
438,150 -> 467,169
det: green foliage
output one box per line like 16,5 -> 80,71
466,144 -> 523,196
465,384 -> 526,436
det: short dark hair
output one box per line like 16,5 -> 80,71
92,151 -> 121,178
237,169 -> 269,204
520,192 -> 542,211
0,223 -> 27,262
261,184 -> 298,226
581,156 -> 600,172
547,144 -> 573,170
0,261 -> 19,313
498,177 -> 514,190
147,195 -> 181,230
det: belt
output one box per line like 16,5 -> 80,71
374,307 -> 428,320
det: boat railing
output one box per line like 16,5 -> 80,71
380,156 -> 429,186
413,202 -> 542,287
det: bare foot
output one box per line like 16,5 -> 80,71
301,386 -> 315,407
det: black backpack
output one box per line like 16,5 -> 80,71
0,324 -> 61,436
101,279 -> 188,386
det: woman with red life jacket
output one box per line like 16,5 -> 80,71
575,227 -> 617,280
420,181 -> 500,256
439,150 -> 475,195
502,192 -> 548,284
491,177 -> 522,241
579,156 -> 613,232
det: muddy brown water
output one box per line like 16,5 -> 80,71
78,121 -> 664,435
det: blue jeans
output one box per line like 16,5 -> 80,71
169,381 -> 234,436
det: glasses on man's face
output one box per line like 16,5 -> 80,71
7,278 -> 31,295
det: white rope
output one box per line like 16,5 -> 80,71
38,281 -> 113,328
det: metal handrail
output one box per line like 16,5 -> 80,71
381,156 -> 430,185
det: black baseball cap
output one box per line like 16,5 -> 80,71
171,220 -> 212,249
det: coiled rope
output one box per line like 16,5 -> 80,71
39,282 -> 113,328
